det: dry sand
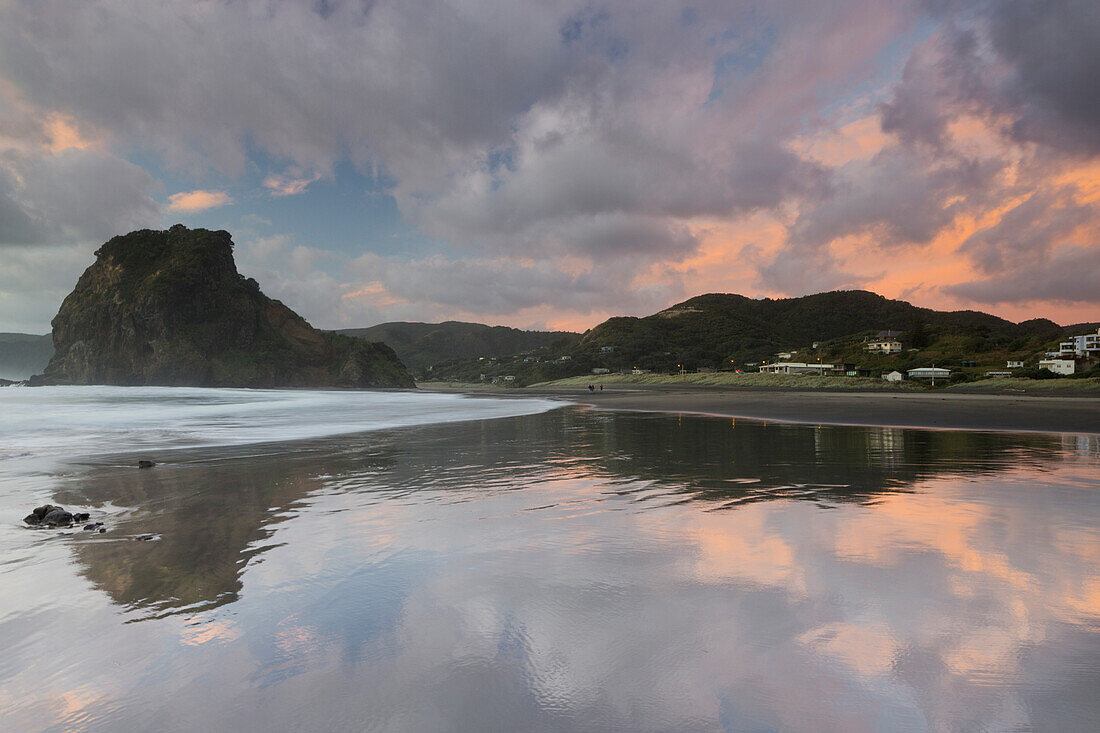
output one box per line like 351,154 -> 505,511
426,383 -> 1100,434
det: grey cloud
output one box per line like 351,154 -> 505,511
352,251 -> 682,317
887,0 -> 1100,155
0,2 -> 881,243
945,244 -> 1100,305
957,191 -> 1093,275
791,149 -> 1001,248
0,148 -> 160,247
0,244 -> 94,332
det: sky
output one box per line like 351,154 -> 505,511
1,0 -> 1098,334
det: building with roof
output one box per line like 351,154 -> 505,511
759,362 -> 836,375
1039,358 -> 1075,375
865,339 -> 902,354
907,367 -> 950,382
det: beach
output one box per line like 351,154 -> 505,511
424,382 -> 1100,435
2,386 -> 1100,731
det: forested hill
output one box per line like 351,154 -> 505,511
423,290 -> 1084,385
576,290 -> 1063,368
338,321 -> 581,371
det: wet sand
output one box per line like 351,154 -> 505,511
438,384 -> 1100,434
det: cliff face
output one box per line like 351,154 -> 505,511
32,225 -> 413,388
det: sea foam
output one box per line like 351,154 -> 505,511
0,386 -> 562,466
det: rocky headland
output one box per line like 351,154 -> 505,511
30,225 -> 413,388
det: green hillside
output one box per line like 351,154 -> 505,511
338,321 -> 580,373
423,290 -> 1092,385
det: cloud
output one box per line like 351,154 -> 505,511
945,244 -> 1100,306
885,0 -> 1100,156
0,0 -> 1097,330
0,148 -> 160,247
166,189 -> 232,212
262,172 -> 321,197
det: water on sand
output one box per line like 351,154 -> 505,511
1,387 -> 1099,731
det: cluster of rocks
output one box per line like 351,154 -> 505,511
23,504 -> 90,528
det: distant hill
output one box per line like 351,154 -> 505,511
425,290 -> 1088,385
338,321 -> 581,372
31,226 -> 413,388
0,333 -> 53,380
573,290 -> 1060,368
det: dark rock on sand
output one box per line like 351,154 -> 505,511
137,460 -> 155,468
24,504 -> 89,528
24,504 -> 62,525
41,509 -> 74,526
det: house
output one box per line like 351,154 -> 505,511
1059,327 -> 1100,356
776,351 -> 795,360
591,367 -> 610,374
557,355 -> 572,361
865,339 -> 902,354
1007,360 -> 1024,369
1039,358 -> 1075,375
599,346 -> 615,353
631,368 -> 651,375
882,371 -> 904,382
759,362 -> 836,375
503,375 -> 517,381
985,371 -> 1013,377
907,367 -> 951,381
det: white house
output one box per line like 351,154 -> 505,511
1039,358 -> 1075,375
759,362 -> 836,375
907,367 -> 951,381
882,371 -> 904,382
1006,360 -> 1024,369
1059,328 -> 1100,356
865,339 -> 902,354
591,367 -> 610,374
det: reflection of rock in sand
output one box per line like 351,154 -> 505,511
63,409 -> 1066,619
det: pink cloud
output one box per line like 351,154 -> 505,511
166,189 -> 232,212
262,173 -> 320,197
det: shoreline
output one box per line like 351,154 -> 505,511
422,383 -> 1100,435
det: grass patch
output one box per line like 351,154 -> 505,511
529,372 -> 924,391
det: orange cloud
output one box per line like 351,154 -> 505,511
263,172 -> 321,197
45,114 -> 97,152
166,189 -> 232,212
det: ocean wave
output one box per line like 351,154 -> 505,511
0,386 -> 562,463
